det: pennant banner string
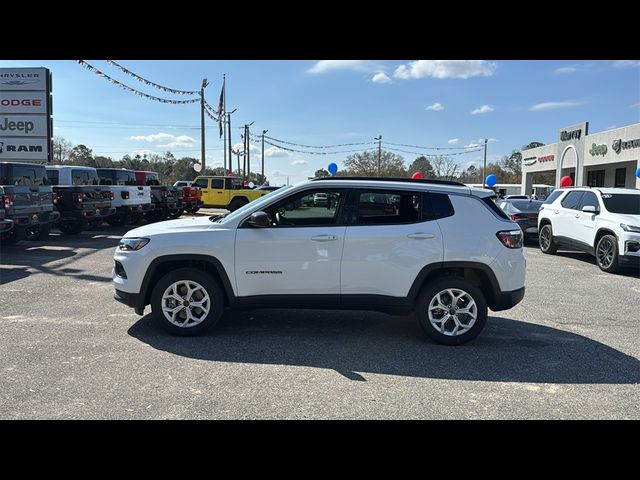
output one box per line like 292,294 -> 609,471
107,60 -> 200,95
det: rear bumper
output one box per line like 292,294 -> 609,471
58,206 -> 117,222
491,287 -> 525,311
114,289 -> 145,315
116,204 -> 154,214
10,211 -> 60,227
0,219 -> 14,233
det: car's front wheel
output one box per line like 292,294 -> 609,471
415,278 -> 488,345
595,234 -> 620,273
150,268 -> 225,336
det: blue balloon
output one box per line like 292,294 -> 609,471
636,167 -> 640,178
486,174 -> 497,187
328,163 -> 338,175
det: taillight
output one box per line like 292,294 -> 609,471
52,192 -> 59,205
509,214 -> 522,221
161,191 -> 168,198
110,191 -> 115,201
73,192 -> 84,203
497,230 -> 523,249
2,194 -> 14,209
121,191 -> 129,199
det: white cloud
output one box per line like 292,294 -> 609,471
290,160 -> 308,165
130,132 -> 197,148
554,66 -> 576,74
265,146 -> 290,158
612,60 -> 640,68
394,60 -> 496,80
230,143 -> 289,158
470,105 -> 494,115
464,143 -> 481,149
308,60 -> 383,74
448,138 -> 459,145
270,170 -> 288,177
474,138 -> 497,144
371,72 -> 391,84
425,102 -> 444,111
529,101 -> 583,111
631,103 -> 640,108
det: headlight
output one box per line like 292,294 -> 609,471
620,224 -> 640,233
118,237 -> 150,251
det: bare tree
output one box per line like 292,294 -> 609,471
52,136 -> 73,164
343,150 -> 407,177
431,155 -> 459,180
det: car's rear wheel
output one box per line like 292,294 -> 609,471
595,234 -> 620,273
151,268 -> 225,336
0,228 -> 20,245
186,207 -> 200,214
539,224 -> 558,254
24,223 -> 51,241
106,213 -> 126,227
168,208 -> 184,219
58,220 -> 84,235
416,278 -> 487,345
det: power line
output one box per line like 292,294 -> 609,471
385,146 -> 483,157
384,141 -> 476,150
57,119 -> 202,127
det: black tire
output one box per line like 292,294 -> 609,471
87,219 -> 102,230
144,209 -> 164,223
415,277 -> 488,346
127,212 -> 144,225
595,234 -> 620,273
107,213 -> 126,227
0,228 -> 21,246
58,220 -> 84,235
538,223 -> 558,254
186,207 -> 200,214
150,268 -> 225,336
228,198 -> 248,212
168,209 -> 184,219
24,223 -> 51,241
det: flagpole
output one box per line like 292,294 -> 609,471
222,74 -> 227,175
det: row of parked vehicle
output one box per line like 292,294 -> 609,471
0,162 -> 203,245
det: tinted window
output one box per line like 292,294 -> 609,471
601,194 -> 640,215
72,169 -> 98,185
355,191 -> 421,225
511,200 -> 544,212
578,192 -> 599,210
11,165 -> 47,186
263,190 -> 344,227
543,190 -> 564,205
212,179 -> 224,189
480,196 -> 509,220
561,191 -> 584,210
116,170 -> 136,185
193,178 -> 209,188
426,192 -> 455,220
46,169 -> 59,185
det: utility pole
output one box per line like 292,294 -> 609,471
482,138 -> 488,188
200,78 -> 209,171
261,129 -> 268,182
227,108 -> 237,174
245,121 -> 254,179
374,135 -> 382,177
243,126 -> 247,176
232,149 -> 243,176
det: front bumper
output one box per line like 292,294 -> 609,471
491,287 -> 526,311
114,289 -> 145,315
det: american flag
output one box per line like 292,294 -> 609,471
218,80 -> 225,138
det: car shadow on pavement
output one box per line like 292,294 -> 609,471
555,250 -> 640,278
128,310 -> 640,384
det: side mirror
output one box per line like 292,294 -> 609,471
247,211 -> 271,228
582,205 -> 599,214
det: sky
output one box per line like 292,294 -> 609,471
1,59 -> 639,185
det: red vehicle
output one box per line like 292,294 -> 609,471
134,170 -> 183,221
179,184 -> 204,214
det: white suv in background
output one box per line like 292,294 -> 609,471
538,187 -> 640,273
112,177 -> 526,345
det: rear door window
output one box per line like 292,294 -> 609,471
560,191 -> 584,210
353,190 -> 421,225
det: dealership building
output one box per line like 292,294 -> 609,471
521,122 -> 640,195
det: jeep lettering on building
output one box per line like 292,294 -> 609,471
589,143 -> 607,156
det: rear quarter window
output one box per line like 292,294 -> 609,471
480,196 -> 510,220
424,192 -> 455,220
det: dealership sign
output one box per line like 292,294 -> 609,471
589,143 -> 607,156
0,67 -> 51,163
612,138 -> 640,154
560,129 -> 582,141
538,154 -> 554,163
0,138 -> 48,160
0,91 -> 48,114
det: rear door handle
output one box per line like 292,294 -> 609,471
554,210 -> 560,214
574,214 -> 580,218
311,235 -> 337,242
407,233 -> 435,240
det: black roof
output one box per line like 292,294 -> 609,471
311,176 -> 465,187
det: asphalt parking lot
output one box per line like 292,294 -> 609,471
0,220 -> 638,419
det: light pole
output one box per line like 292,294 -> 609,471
200,78 -> 208,171
482,138 -> 488,188
261,129 -> 268,182
374,135 -> 382,177
226,108 -> 237,174
244,121 -> 254,178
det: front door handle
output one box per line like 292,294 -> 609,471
311,235 -> 337,242
407,233 -> 435,240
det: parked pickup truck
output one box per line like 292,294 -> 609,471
172,180 -> 203,214
45,165 -> 116,234
192,176 -> 268,211
134,170 -> 183,222
96,168 -> 153,226
0,161 -> 60,244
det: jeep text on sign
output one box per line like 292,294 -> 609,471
0,91 -> 48,114
0,138 -> 49,160
0,115 -> 48,137
0,68 -> 48,91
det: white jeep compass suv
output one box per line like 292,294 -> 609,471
113,177 -> 526,345
538,187 -> 640,273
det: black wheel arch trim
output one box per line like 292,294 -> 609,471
139,254 -> 237,309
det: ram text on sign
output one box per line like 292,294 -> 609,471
0,138 -> 49,160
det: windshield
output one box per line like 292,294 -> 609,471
601,194 -> 640,215
213,185 -> 295,223
511,200 -> 543,211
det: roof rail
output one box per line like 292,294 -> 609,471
310,176 -> 466,187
